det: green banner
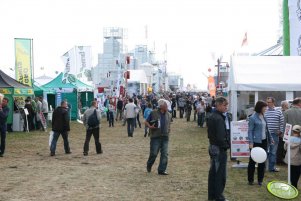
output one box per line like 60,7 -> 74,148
15,38 -> 33,86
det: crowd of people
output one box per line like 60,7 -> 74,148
2,91 -> 301,200
207,97 -> 301,201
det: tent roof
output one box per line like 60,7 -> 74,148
0,70 -> 32,88
229,56 -> 301,91
128,70 -> 148,83
42,73 -> 93,91
33,84 -> 56,94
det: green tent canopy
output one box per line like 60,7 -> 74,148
0,70 -> 34,125
42,73 -> 94,120
33,84 -> 55,97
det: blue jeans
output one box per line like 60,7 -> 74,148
268,133 -> 279,171
50,131 -> 70,154
147,136 -> 169,173
198,112 -> 205,127
208,145 -> 227,201
0,124 -> 7,154
127,118 -> 135,137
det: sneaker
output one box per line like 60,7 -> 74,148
50,152 -> 55,156
65,151 -> 72,154
258,182 -> 263,186
83,152 -> 88,156
269,168 -> 280,172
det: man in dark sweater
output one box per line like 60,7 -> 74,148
207,97 -> 230,201
50,100 -> 71,156
0,97 -> 10,157
145,99 -> 171,175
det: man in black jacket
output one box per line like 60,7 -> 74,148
0,97 -> 10,157
50,101 -> 71,156
207,97 -> 229,201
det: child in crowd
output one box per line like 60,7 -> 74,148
284,125 -> 301,188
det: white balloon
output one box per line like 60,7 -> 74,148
251,147 -> 267,163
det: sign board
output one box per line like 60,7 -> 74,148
231,121 -> 250,158
283,123 -> 292,143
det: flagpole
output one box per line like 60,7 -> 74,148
31,38 -> 34,87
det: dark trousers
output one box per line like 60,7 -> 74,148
83,127 -> 102,154
197,112 -> 205,127
290,165 -> 301,188
193,110 -> 197,121
277,137 -> 286,164
106,111 -> 109,121
0,124 -> 7,154
179,107 -> 184,118
208,145 -> 227,201
127,118 -> 135,137
50,131 -> 70,154
135,114 -> 141,128
172,107 -> 176,118
248,139 -> 267,183
147,136 -> 169,173
108,111 -> 114,127
186,109 -> 192,121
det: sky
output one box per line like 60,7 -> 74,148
0,0 -> 280,90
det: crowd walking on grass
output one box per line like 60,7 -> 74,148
1,91 -> 301,201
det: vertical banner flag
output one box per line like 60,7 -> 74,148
288,0 -> 301,55
15,38 -> 32,86
76,46 -> 92,82
208,76 -> 216,97
61,47 -> 76,84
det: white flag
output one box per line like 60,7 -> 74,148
61,47 -> 76,83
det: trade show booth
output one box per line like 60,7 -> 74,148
228,56 -> 301,121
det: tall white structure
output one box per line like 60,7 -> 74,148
93,27 -> 126,95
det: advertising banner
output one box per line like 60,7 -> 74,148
231,121 -> 250,158
61,47 -> 76,83
15,38 -> 32,86
288,0 -> 301,55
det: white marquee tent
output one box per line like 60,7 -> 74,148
229,56 -> 301,120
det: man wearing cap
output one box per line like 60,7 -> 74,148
145,99 -> 171,175
284,125 -> 301,188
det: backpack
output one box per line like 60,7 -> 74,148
87,109 -> 99,128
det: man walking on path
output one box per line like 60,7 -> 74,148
124,98 -> 137,137
83,101 -> 103,156
207,97 -> 230,201
50,101 -> 71,156
145,99 -> 171,175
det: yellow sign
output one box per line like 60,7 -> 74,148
15,38 -> 32,87
0,88 -> 12,94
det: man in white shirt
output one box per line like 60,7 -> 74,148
124,98 -> 137,137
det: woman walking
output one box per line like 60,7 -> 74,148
247,100 -> 274,186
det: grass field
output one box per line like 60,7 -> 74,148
0,115 -> 299,201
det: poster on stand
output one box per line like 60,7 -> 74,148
231,121 -> 250,158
